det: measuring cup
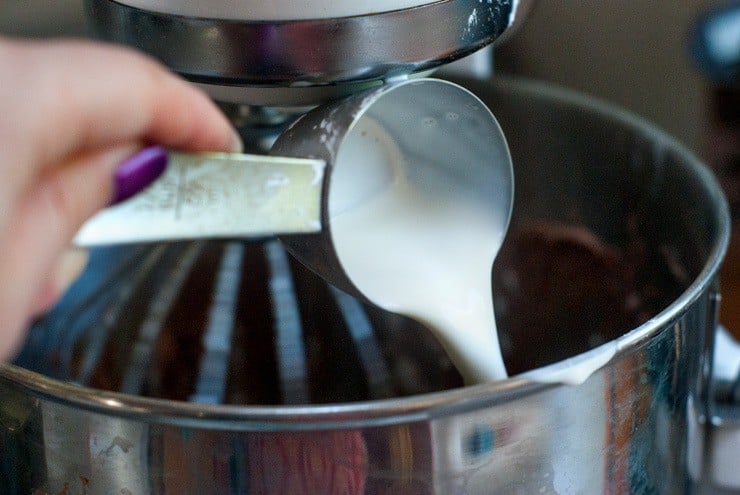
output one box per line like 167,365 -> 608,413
75,78 -> 514,300
273,78 -> 513,300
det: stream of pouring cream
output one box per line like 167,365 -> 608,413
329,116 -> 508,383
328,113 -> 616,386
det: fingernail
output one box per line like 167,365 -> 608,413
231,130 -> 244,154
111,145 -> 168,205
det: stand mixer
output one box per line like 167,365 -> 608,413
83,0 -> 528,107
2,1 -> 739,494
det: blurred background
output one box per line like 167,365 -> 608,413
1,0 -> 737,334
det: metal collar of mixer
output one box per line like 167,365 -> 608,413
83,0 -> 516,106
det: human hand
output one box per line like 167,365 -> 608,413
0,36 -> 241,360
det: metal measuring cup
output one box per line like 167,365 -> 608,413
273,78 -> 514,298
75,78 -> 514,300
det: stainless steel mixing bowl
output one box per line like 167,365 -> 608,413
0,77 -> 733,494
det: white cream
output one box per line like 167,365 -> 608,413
329,116 -> 508,383
520,343 -> 618,386
328,94 -> 615,387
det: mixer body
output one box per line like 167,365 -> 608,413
83,0 -> 524,106
1,78 -> 732,494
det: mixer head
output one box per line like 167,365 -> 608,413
83,0 -> 530,107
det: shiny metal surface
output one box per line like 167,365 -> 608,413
275,78 -> 513,302
110,0 -> 444,20
83,0 -> 516,105
0,77 -> 732,494
693,325 -> 740,492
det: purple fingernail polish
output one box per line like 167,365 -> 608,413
111,146 -> 168,205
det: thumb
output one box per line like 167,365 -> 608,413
0,144 -> 142,360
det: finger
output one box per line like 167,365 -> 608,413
30,248 -> 89,317
0,37 -> 240,199
0,143 -> 137,360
